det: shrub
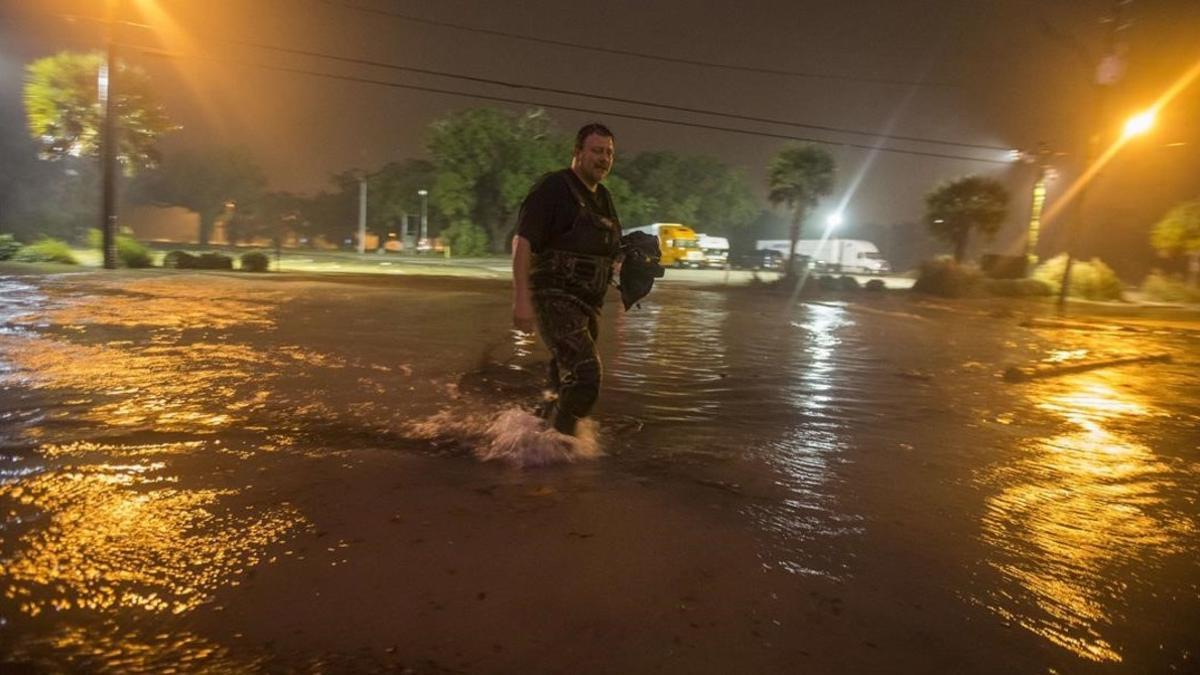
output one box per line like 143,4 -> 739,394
0,234 -> 22,260
441,220 -> 489,257
818,274 -> 839,291
1032,254 -> 1124,301
117,236 -> 153,268
912,256 -> 982,297
163,250 -> 196,269
837,275 -> 860,291
86,229 -> 153,268
864,278 -> 886,292
982,278 -> 1053,297
12,237 -> 77,264
194,252 -> 234,270
980,254 -> 1028,279
240,251 -> 271,272
1140,271 -> 1200,303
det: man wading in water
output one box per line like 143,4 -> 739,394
511,123 -> 621,436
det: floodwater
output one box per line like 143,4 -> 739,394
0,269 -> 1197,673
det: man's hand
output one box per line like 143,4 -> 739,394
511,235 -> 535,333
513,292 -> 535,333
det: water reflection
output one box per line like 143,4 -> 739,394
979,371 -> 1195,662
745,302 -> 860,578
0,442 -> 303,617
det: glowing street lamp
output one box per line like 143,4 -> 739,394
1122,109 -> 1155,140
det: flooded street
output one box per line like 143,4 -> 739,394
1,268 -> 1198,673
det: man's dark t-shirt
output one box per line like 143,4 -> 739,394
517,169 -> 620,255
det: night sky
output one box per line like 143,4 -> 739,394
2,0 -> 1198,273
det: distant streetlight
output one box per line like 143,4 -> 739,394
1122,109 -> 1155,140
417,189 -> 428,253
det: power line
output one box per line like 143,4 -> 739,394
312,0 -> 958,89
226,37 -> 1008,153
129,43 -> 1010,165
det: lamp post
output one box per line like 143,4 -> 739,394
98,0 -> 120,269
356,174 -> 367,255
1058,109 -> 1154,308
417,189 -> 428,253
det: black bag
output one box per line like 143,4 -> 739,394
618,232 -> 665,310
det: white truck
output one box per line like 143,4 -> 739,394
697,234 -> 730,268
756,238 -> 891,274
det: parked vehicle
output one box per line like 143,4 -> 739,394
624,223 -> 705,268
755,238 -> 891,274
697,234 -> 730,268
731,248 -> 786,271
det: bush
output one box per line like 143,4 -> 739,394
12,237 -> 77,264
982,278 -> 1053,297
837,275 -> 860,291
912,257 -> 982,297
1032,254 -> 1124,301
980,254 -> 1028,279
194,252 -> 234,270
86,229 -> 153,268
864,278 -> 886,292
163,250 -> 196,269
817,274 -> 839,291
117,236 -> 153,268
240,251 -> 271,272
0,234 -> 22,261
441,220 -> 489,257
1140,271 -> 1200,303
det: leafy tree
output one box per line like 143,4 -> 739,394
767,144 -> 835,277
615,151 -> 757,231
2,157 -> 99,242
366,159 -> 439,247
1150,199 -> 1200,286
923,176 -> 1009,263
134,146 -> 267,245
24,50 -> 175,173
428,107 -> 566,253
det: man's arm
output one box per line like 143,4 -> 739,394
512,234 -> 535,332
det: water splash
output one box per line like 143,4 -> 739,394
407,407 -> 602,468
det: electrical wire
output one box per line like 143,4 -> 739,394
312,0 -> 958,88
226,37 -> 1009,152
128,43 -> 1011,165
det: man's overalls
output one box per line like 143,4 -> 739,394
529,178 -> 621,435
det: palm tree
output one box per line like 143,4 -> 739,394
767,144 -> 835,278
923,176 -> 1009,263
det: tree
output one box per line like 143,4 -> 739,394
366,159 -> 439,248
428,107 -> 566,253
1150,199 -> 1200,286
24,51 -> 175,173
767,144 -> 835,278
134,146 -> 267,245
615,151 -> 757,231
923,176 -> 1009,263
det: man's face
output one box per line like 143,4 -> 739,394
572,133 -> 615,185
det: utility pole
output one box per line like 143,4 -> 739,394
357,175 -> 367,255
1025,142 -> 1054,268
99,0 -> 120,269
1058,0 -> 1132,311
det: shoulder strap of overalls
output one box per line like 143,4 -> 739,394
561,170 -> 590,212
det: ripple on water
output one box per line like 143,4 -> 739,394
975,371 -> 1197,663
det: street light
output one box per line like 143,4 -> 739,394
1057,108 -> 1156,308
417,189 -> 428,254
1122,109 -> 1156,140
